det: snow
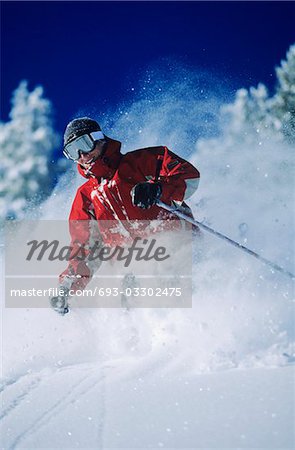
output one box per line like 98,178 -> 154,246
1,48 -> 295,448
1,363 -> 294,448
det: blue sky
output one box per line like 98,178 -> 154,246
1,1 -> 294,134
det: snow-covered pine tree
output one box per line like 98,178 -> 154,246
0,81 -> 58,219
221,84 -> 276,142
221,43 -> 295,143
192,44 -> 295,214
272,44 -> 295,143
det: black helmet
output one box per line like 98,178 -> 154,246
64,117 -> 102,146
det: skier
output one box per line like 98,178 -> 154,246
50,117 -> 200,314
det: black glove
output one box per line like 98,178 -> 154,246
131,182 -> 162,209
50,287 -> 69,315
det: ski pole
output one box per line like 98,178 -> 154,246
156,200 -> 295,280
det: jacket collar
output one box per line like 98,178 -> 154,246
77,137 -> 122,180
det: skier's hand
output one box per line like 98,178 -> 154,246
131,182 -> 162,209
50,287 -> 70,316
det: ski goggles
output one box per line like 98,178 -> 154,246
63,131 -> 105,161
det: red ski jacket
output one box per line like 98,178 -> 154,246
60,138 -> 200,291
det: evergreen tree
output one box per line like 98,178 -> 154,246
272,44 -> 295,142
222,84 -> 275,141
0,81 -> 58,219
222,44 -> 295,143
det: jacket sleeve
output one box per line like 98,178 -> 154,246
59,186 -> 101,292
157,147 -> 200,204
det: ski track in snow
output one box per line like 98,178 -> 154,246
0,374 -> 43,421
3,364 -> 107,450
1,363 -> 294,449
0,371 -> 39,395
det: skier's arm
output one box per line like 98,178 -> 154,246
158,147 -> 200,204
131,146 -> 200,209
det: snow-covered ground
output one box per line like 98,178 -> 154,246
1,360 -> 294,449
1,67 -> 294,448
